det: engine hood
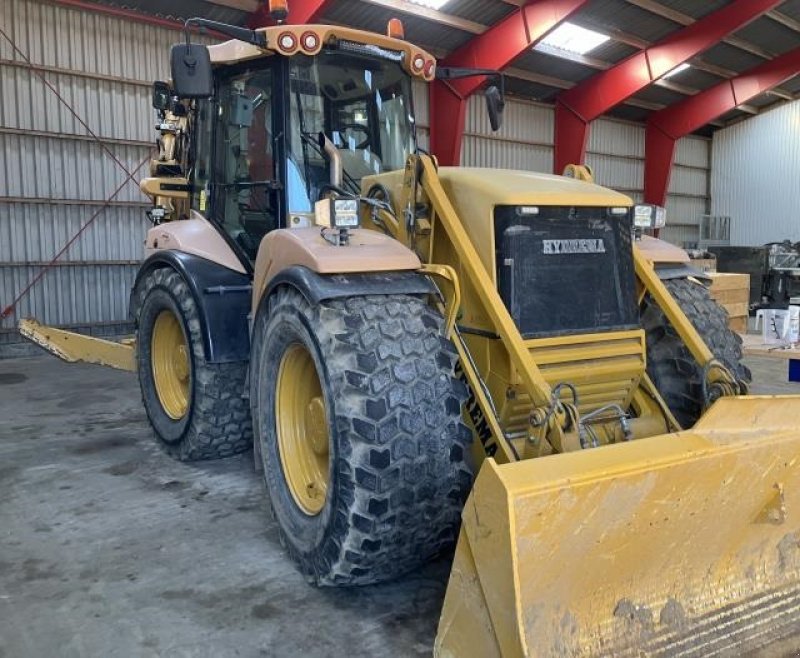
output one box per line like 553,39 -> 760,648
436,167 -> 633,207
361,166 -> 635,280
436,167 -> 633,278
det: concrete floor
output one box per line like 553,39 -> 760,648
0,352 -> 797,657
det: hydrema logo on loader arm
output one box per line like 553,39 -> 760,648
455,362 -> 497,457
542,238 -> 606,255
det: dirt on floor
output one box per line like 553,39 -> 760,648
0,352 -> 797,657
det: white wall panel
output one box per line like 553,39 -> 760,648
711,100 -> 800,245
0,133 -> 150,202
589,119 -> 644,158
464,94 -> 553,145
461,136 -> 552,171
585,154 -> 643,193
675,136 -> 710,169
0,204 -> 148,262
662,196 -> 707,245
668,165 -> 708,198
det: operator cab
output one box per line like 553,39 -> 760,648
152,19 -> 503,269
175,40 -> 417,264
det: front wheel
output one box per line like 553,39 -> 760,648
135,268 -> 252,461
251,287 -> 473,586
641,277 -> 751,429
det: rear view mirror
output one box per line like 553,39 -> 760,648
170,43 -> 213,98
152,81 -> 171,111
485,85 -> 505,132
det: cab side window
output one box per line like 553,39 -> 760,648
213,68 -> 276,260
190,99 -> 213,213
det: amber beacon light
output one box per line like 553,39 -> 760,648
269,0 -> 288,23
387,18 -> 404,39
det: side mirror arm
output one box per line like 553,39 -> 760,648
183,17 -> 267,49
436,67 -> 506,132
435,67 -> 505,96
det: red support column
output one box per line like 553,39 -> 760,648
430,83 -> 469,166
644,46 -> 800,206
553,100 -> 589,173
553,0 -> 783,174
643,126 -> 676,208
430,0 -> 589,165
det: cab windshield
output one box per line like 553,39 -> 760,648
287,50 -> 416,211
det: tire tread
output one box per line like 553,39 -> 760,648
136,268 -> 252,461
641,278 -> 751,428
254,288 -> 473,586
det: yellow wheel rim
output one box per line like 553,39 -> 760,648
275,343 -> 330,516
151,309 -> 190,420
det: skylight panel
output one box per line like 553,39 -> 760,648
537,22 -> 610,56
662,63 -> 691,79
407,0 -> 450,9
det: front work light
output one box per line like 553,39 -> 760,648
315,197 -> 360,229
633,204 -> 666,229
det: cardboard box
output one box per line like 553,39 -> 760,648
690,257 -> 717,273
708,272 -> 750,292
708,272 -> 750,333
728,316 -> 748,333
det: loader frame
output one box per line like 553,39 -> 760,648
372,154 -> 742,463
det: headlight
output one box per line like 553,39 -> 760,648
332,198 -> 359,228
315,197 -> 360,229
633,204 -> 666,229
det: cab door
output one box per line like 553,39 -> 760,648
202,64 -> 280,262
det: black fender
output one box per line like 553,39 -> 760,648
258,265 -> 436,315
131,251 -> 252,363
654,263 -> 712,284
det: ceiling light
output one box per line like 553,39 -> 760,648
662,62 -> 691,79
407,0 -> 450,9
537,22 -> 610,56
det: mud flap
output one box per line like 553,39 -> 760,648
435,396 -> 800,657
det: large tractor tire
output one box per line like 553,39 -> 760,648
134,268 -> 252,460
641,277 -> 751,429
250,287 -> 473,586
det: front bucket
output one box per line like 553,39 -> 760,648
435,396 -> 800,657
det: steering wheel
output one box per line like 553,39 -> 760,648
340,123 -> 370,150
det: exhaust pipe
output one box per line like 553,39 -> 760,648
319,133 -> 343,188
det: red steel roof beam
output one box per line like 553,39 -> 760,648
249,0 -> 331,28
553,0 -> 783,174
431,0 -> 589,166
644,46 -> 800,206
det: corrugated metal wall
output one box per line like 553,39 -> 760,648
454,93 -> 711,247
711,99 -> 800,246
0,0 -> 215,354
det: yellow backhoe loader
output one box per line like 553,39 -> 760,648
19,10 -> 800,656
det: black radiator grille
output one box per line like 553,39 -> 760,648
495,206 -> 638,338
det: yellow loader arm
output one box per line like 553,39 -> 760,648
18,318 -> 136,371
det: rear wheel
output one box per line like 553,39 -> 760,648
641,277 -> 751,428
135,268 -> 252,460
251,287 -> 473,586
